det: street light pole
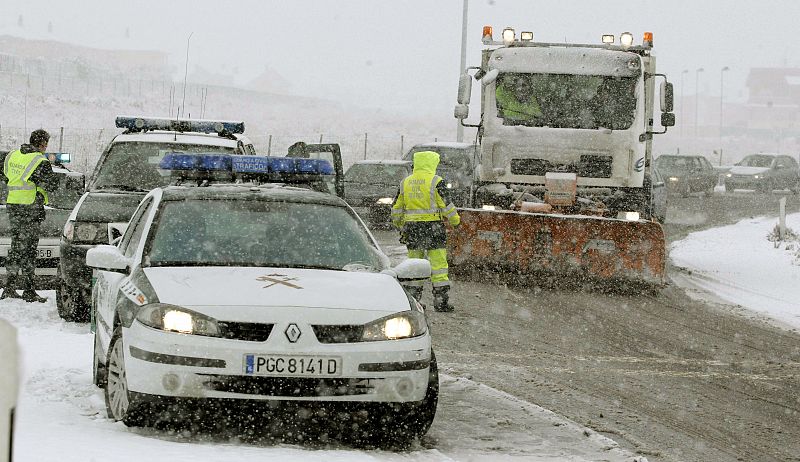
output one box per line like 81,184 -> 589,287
695,67 -> 705,140
680,69 -> 688,144
719,66 -> 729,165
456,0 -> 468,142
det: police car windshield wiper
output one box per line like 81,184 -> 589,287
94,184 -> 150,192
265,263 -> 344,271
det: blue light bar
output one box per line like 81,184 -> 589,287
116,116 -> 245,135
231,156 -> 334,175
159,153 -> 334,187
160,153 -> 233,171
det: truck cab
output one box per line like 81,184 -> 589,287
455,28 -> 674,219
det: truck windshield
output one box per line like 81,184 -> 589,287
91,142 -> 235,191
495,73 -> 638,130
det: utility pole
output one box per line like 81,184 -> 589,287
695,67 -> 704,139
456,0 -> 468,142
181,32 -> 193,118
680,69 -> 688,140
719,66 -> 729,165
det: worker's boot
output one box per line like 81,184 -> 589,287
433,287 -> 453,312
406,286 -> 423,302
1,274 -> 22,300
21,290 -> 47,304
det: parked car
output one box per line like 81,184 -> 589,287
1,160 -> 85,291
402,142 -> 475,207
654,154 -> 717,197
724,153 -> 800,193
343,160 -> 411,228
87,159 -> 438,443
0,319 -> 18,462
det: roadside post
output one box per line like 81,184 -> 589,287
779,196 -> 786,241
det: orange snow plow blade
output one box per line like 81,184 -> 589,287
447,209 -> 666,286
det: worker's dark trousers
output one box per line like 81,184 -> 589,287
5,205 -> 43,292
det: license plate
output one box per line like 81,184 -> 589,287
243,354 -> 341,377
37,248 -> 56,259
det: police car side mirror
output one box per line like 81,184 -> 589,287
392,258 -> 432,282
86,245 -> 130,274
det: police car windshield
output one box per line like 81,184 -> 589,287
655,156 -> 695,171
146,199 -> 382,270
92,142 -> 235,191
738,155 -> 774,168
495,73 -> 638,130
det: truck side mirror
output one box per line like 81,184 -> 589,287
481,69 -> 499,86
660,81 -> 674,112
661,112 -> 676,127
454,104 -> 470,120
457,73 -> 472,105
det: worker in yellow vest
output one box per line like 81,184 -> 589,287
391,151 -> 460,312
1,129 -> 60,302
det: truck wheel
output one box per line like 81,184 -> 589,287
56,280 -> 90,323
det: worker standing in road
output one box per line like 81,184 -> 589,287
392,151 -> 460,312
1,129 -> 60,303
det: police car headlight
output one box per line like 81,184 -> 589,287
753,175 -> 760,179
376,197 -> 394,205
726,173 -> 732,177
668,176 -> 679,182
136,304 -> 220,337
362,311 -> 427,341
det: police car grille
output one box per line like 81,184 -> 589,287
312,325 -> 364,343
217,322 -> 274,342
201,375 -> 375,397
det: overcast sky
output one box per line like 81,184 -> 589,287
2,0 -> 799,116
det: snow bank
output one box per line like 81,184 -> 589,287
670,212 -> 800,330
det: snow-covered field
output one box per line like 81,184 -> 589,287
2,296 -> 636,462
671,212 -> 800,331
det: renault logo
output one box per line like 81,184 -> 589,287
284,324 -> 302,343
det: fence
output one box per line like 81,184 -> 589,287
0,125 -> 453,174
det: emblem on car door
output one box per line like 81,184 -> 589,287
284,323 -> 302,343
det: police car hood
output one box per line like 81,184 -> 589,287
143,266 -> 410,312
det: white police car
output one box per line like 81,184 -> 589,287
87,154 -> 437,443
58,116 -> 257,323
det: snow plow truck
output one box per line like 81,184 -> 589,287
451,28 -> 675,286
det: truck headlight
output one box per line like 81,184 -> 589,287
482,205 -> 497,211
376,197 -> 394,205
726,173 -> 732,177
136,304 -> 220,337
362,311 -> 427,341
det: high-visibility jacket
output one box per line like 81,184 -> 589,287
392,151 -> 460,228
4,150 -> 49,205
496,83 -> 542,120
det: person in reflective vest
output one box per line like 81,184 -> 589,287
1,129 -> 60,302
495,74 -> 543,124
391,151 -> 460,312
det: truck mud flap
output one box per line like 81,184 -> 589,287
447,209 -> 666,286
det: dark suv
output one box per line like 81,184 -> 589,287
402,142 -> 475,207
56,116 -> 256,322
654,154 -> 718,197
343,160 -> 411,228
724,154 -> 800,194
